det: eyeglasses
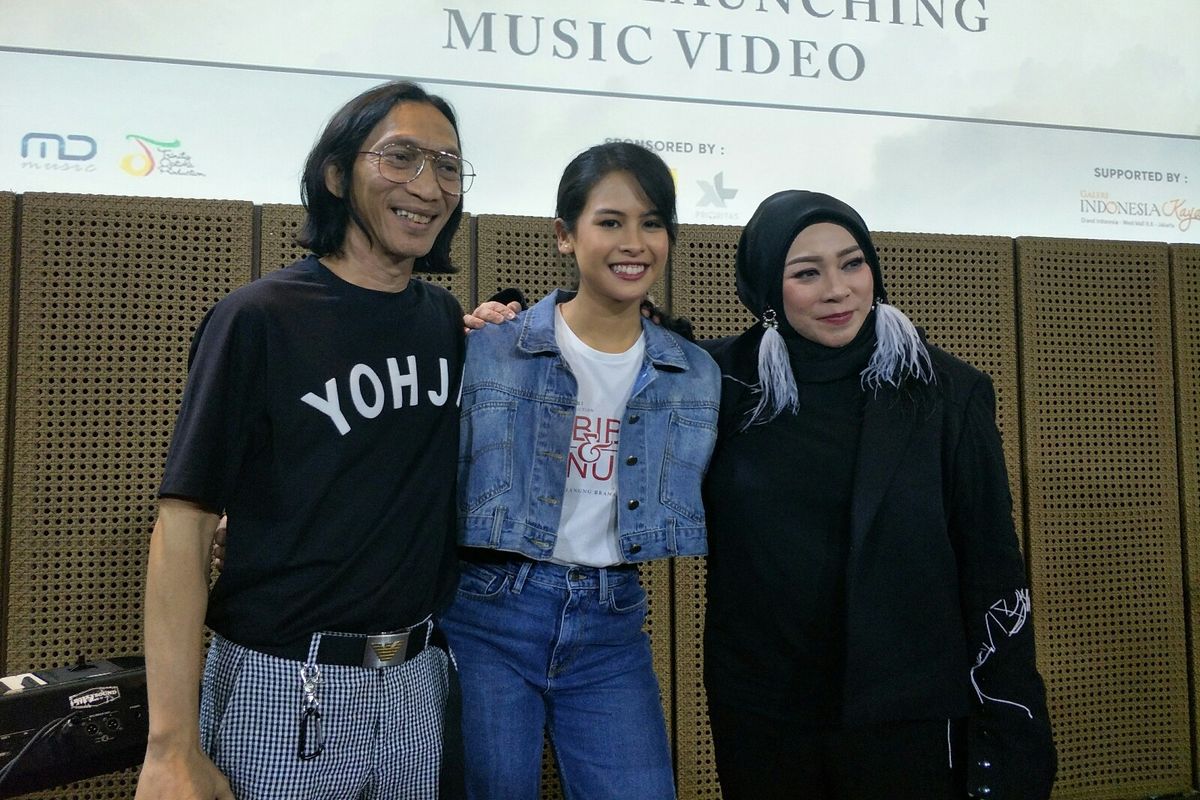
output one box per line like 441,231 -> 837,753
360,144 -> 475,195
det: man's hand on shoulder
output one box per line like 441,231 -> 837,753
211,514 -> 227,572
463,300 -> 521,331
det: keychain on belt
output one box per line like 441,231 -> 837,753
298,660 -> 324,760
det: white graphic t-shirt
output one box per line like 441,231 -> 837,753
551,306 -> 645,567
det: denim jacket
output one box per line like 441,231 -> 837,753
458,290 -> 721,563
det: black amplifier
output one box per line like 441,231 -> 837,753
0,656 -> 147,797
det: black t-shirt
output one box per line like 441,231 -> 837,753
160,255 -> 463,651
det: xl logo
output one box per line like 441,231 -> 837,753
21,132 -> 97,161
698,171 -> 738,208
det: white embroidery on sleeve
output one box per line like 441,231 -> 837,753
970,589 -> 1034,719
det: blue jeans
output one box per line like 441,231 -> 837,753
438,555 -> 675,800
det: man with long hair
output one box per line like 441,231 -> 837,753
136,81 -> 473,800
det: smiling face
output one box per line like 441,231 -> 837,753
330,101 -> 461,273
556,170 -> 669,311
780,221 -> 875,347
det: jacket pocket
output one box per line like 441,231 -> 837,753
659,411 -> 717,521
459,400 -> 517,511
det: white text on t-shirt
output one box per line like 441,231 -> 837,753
300,355 -> 451,435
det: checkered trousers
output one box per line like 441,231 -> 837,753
200,633 -> 449,799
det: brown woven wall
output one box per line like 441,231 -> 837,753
1172,244 -> 1200,777
1,192 -> 15,662
257,204 -> 472,307
1018,237 -> 1190,800
475,214 -> 574,307
3,194 -> 1199,800
875,233 -> 1024,544
668,222 -> 745,800
669,223 -> 753,339
257,203 -> 309,277
5,194 -> 254,799
473,213 -> 672,798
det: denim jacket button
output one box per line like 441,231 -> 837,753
626,456 -> 638,466
628,414 -> 640,423
627,499 -> 640,510
629,544 -> 642,554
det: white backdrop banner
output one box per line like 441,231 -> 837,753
2,0 -> 1197,240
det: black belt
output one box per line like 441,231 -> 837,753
263,619 -> 433,668
458,546 -> 537,566
457,547 -> 637,572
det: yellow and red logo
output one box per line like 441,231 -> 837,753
120,134 -> 180,176
120,134 -> 204,178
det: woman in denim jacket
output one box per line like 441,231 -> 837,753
440,142 -> 721,800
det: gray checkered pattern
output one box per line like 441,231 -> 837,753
200,633 -> 449,799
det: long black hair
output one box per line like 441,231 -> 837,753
297,81 -> 464,273
555,142 -> 678,243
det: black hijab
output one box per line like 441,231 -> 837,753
735,190 -> 886,334
728,190 -> 934,428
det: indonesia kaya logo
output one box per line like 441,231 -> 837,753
1080,192 -> 1198,233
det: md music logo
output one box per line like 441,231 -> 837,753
20,132 -> 98,172
121,134 -> 205,177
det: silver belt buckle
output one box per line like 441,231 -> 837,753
362,630 -> 411,669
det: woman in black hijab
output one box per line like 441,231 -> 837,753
700,190 -> 1056,799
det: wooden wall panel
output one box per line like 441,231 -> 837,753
5,194 -> 254,800
1018,237 -> 1189,800
668,222 -> 745,800
876,232 -> 1024,543
1171,243 -> 1200,781
0,191 -> 15,669
3,192 -> 1196,799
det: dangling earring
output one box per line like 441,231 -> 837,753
862,298 -> 934,390
745,304 -> 798,428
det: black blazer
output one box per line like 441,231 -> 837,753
703,330 -> 1056,799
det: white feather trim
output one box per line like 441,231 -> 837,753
861,301 -> 935,389
745,323 -> 798,428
